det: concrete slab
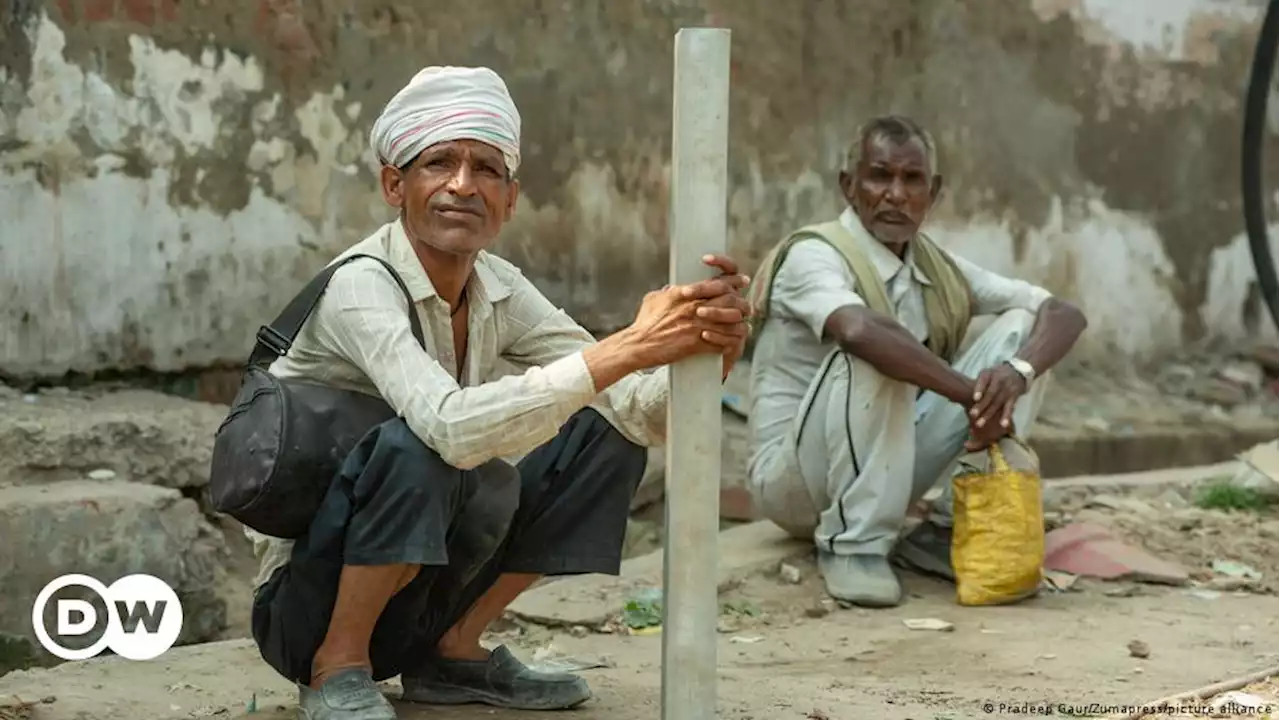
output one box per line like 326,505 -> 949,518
1241,439 -> 1279,482
1029,421 -> 1276,479
0,389 -> 225,489
506,520 -> 806,627
0,480 -> 229,663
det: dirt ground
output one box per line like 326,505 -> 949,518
1,347 -> 1276,720
10,435 -> 1278,719
4,469 -> 1279,720
1,554 -> 1276,720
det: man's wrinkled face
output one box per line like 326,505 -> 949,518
380,139 -> 519,255
841,134 -> 940,248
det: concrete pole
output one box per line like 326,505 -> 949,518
662,27 -> 731,720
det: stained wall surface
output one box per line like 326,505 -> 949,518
1,0 -> 1276,377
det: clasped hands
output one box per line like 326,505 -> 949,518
629,254 -> 751,379
963,362 -> 1029,452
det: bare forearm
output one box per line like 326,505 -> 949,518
1015,298 -> 1088,375
829,308 -> 974,406
581,327 -> 650,392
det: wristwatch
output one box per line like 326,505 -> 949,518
1005,358 -> 1036,386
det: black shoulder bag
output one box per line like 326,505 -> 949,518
207,253 -> 425,539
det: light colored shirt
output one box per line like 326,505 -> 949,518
746,208 -> 1053,484
246,219 -> 668,588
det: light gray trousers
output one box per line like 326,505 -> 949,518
747,309 -> 1049,556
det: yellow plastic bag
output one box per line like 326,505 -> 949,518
950,437 -> 1045,606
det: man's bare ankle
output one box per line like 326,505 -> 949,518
309,657 -> 371,690
434,641 -> 490,663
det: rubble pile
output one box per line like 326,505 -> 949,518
1042,469 -> 1279,596
1038,343 -> 1278,433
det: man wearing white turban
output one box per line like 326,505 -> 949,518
243,66 -> 751,720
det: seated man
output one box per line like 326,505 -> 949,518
245,66 -> 750,720
745,115 -> 1086,608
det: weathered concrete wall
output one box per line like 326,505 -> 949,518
1,0 -> 1276,378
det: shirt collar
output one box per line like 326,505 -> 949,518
838,207 -> 933,287
387,219 -> 514,305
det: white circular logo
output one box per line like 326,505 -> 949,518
31,573 -> 184,661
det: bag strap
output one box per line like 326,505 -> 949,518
247,253 -> 425,369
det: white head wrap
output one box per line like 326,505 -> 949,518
369,66 -> 522,175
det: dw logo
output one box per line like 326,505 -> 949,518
31,574 -> 184,661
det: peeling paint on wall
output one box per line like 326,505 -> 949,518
0,0 -> 1276,378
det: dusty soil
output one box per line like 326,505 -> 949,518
5,468 -> 1274,720
0,558 -> 1275,720
1,346 -> 1275,719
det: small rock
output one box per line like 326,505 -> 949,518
568,625 -> 589,638
1206,576 -> 1259,592
1085,494 -> 1156,515
1104,585 -> 1143,598
1043,570 -> 1078,592
778,562 -> 802,585
1169,509 -> 1206,531
1190,378 -> 1248,408
1154,489 -> 1188,509
1217,362 -> 1264,390
87,468 -> 117,481
1082,416 -> 1111,432
716,618 -> 741,634
1126,640 -> 1150,658
805,600 -> 833,619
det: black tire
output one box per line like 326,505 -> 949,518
1242,0 -> 1278,325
